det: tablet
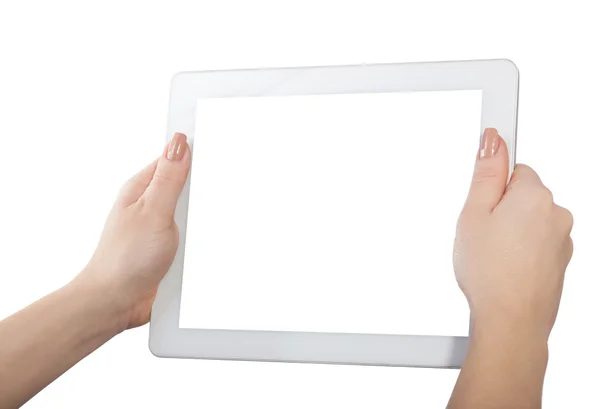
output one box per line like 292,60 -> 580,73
149,59 -> 519,368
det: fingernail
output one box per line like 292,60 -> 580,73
167,133 -> 187,161
479,128 -> 499,159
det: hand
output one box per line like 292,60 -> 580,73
454,128 -> 573,342
75,133 -> 191,330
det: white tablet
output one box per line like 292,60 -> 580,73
149,59 -> 519,368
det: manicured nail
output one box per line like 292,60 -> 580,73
167,133 -> 187,161
479,128 -> 499,159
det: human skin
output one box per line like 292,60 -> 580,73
0,133 -> 191,409
447,128 -> 574,409
0,129 -> 573,409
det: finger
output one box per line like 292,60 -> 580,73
566,236 -> 574,260
555,204 -> 574,235
143,133 -> 191,215
462,128 -> 509,214
505,164 -> 544,192
117,159 -> 159,207
562,236 -> 574,269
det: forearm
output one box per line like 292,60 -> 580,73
447,318 -> 549,409
0,277 -> 125,409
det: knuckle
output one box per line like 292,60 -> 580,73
117,183 -> 130,198
513,163 -> 537,180
140,201 -> 173,228
514,163 -> 533,175
472,166 -> 498,184
505,177 -> 523,192
152,169 -> 175,185
565,209 -> 574,226
531,186 -> 554,206
541,187 -> 554,202
153,165 -> 187,188
565,237 -> 574,259
558,206 -> 574,228
116,182 -> 137,206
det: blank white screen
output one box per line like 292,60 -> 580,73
179,90 -> 480,337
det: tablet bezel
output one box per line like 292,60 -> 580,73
149,59 -> 519,368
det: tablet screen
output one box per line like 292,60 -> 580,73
179,90 -> 480,337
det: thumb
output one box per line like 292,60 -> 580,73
463,128 -> 509,214
144,133 -> 191,215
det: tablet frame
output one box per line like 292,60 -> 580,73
149,59 -> 519,368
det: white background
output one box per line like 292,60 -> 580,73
0,1 -> 597,408
180,92 -> 478,337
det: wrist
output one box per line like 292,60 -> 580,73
470,313 -> 549,363
450,309 -> 549,409
470,300 -> 553,340
68,270 -> 131,336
